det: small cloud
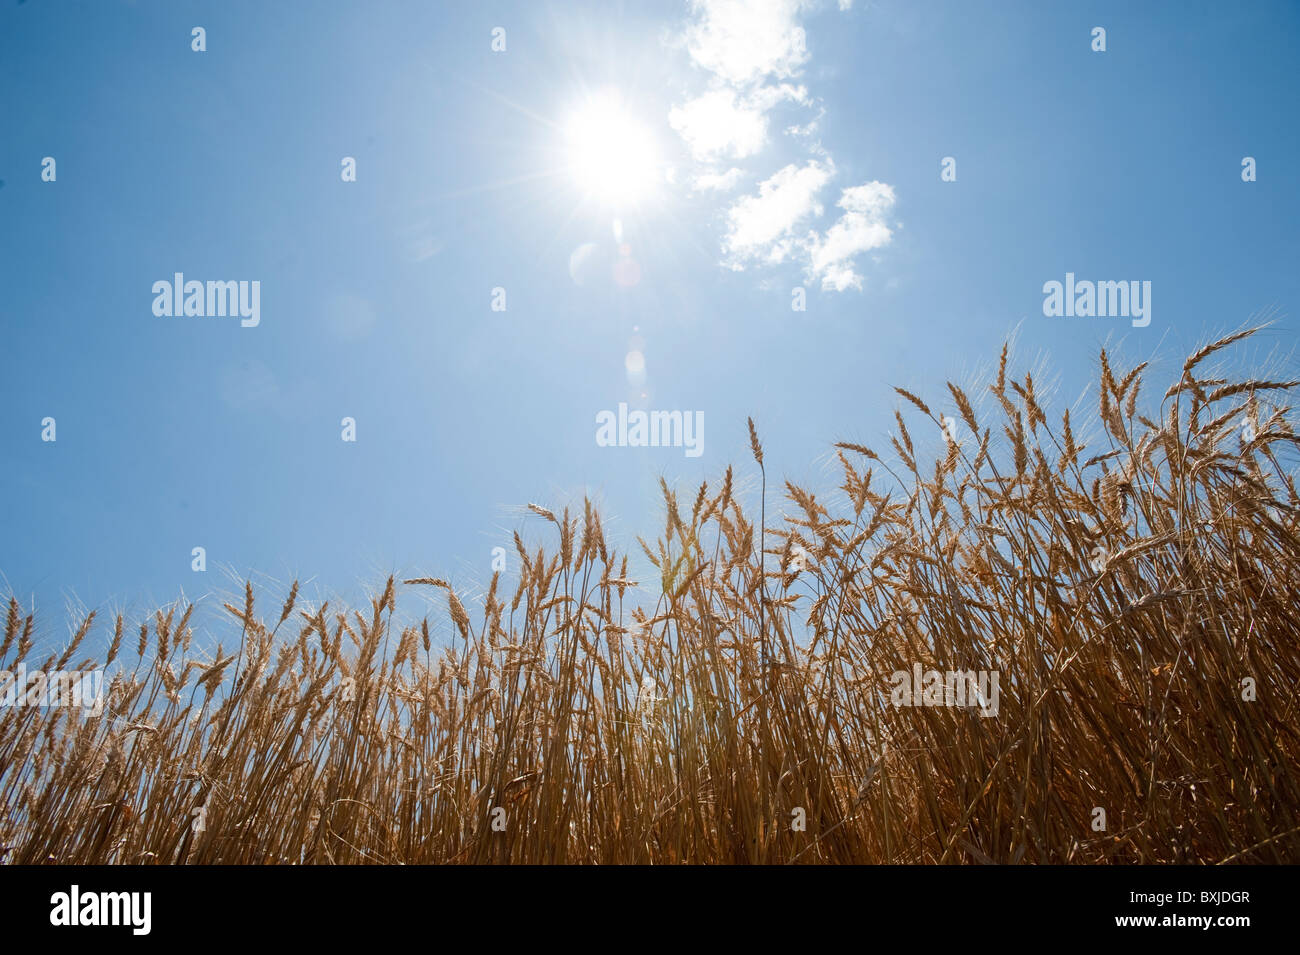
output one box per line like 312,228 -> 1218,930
670,83 -> 811,164
670,88 -> 769,161
751,82 -> 810,109
806,181 -> 896,291
785,103 -> 825,138
685,0 -> 813,86
725,172 -> 897,290
693,167 -> 746,192
723,160 -> 832,266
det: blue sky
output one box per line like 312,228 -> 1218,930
2,0 -> 1297,649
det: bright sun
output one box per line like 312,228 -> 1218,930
563,91 -> 661,206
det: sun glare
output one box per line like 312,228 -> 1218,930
563,91 -> 661,206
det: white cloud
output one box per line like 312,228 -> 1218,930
670,89 -> 769,161
670,85 -> 810,161
723,160 -> 832,266
693,167 -> 746,192
806,181 -> 896,290
785,102 -> 824,138
724,173 -> 896,289
751,82 -> 811,109
684,0 -> 813,86
671,0 -> 894,292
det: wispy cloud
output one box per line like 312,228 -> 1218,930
723,165 -> 895,291
807,181 -> 896,291
670,0 -> 896,292
693,167 -> 747,192
723,160 -> 831,266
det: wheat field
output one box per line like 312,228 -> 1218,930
3,328 -> 1299,865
